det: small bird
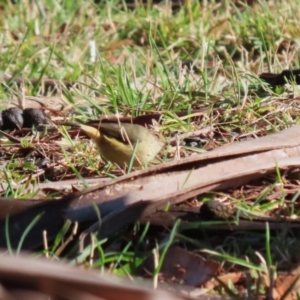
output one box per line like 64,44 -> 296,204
63,122 -> 165,167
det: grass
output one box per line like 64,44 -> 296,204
1,0 -> 300,297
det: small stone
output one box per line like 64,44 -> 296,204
36,158 -> 50,169
200,200 -> 236,220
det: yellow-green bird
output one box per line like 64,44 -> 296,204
63,122 -> 165,167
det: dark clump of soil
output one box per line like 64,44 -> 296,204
23,108 -> 48,128
0,107 -> 49,130
1,107 -> 24,130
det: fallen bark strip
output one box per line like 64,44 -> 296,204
139,206 -> 300,231
0,177 -> 109,193
0,252 -> 190,300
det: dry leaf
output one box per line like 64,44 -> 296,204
205,272 -> 242,290
143,247 -> 220,287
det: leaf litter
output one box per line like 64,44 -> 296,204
1,107 -> 300,297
